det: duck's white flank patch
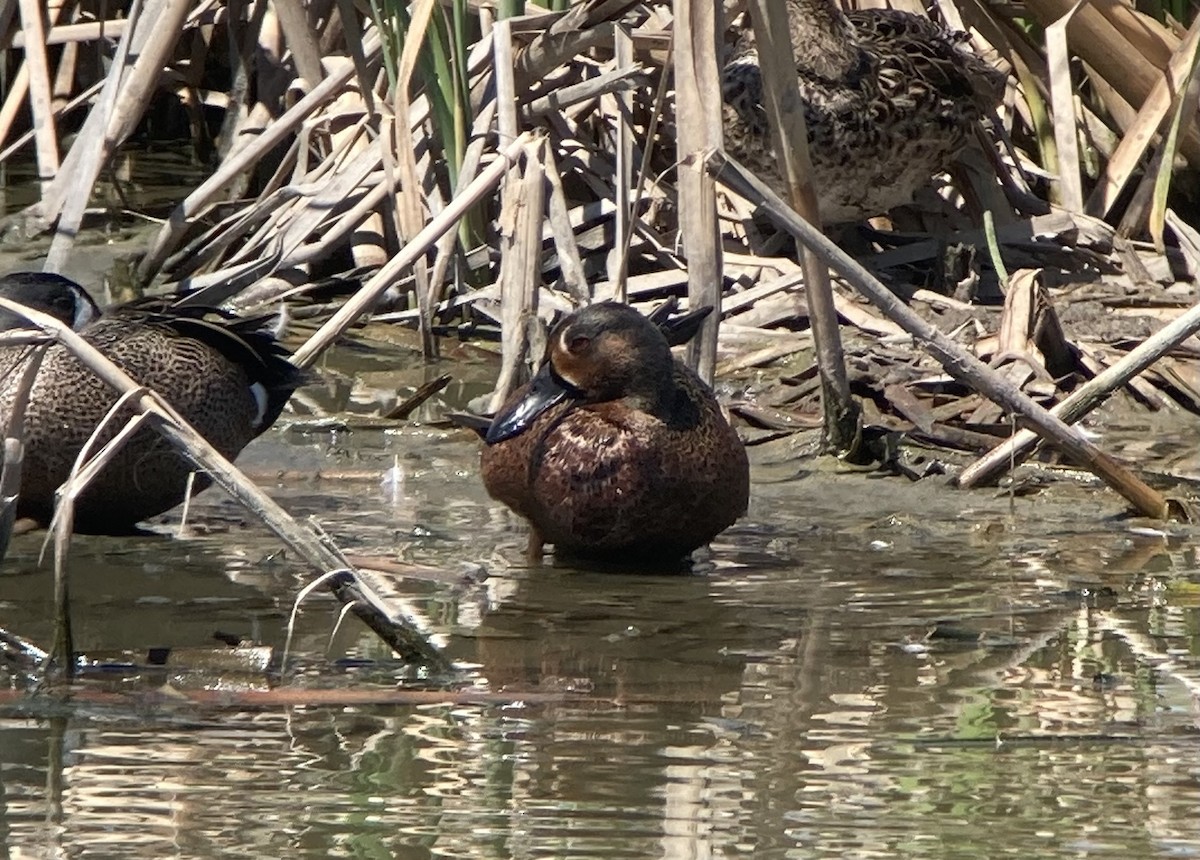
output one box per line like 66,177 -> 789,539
70,287 -> 101,329
249,382 -> 269,429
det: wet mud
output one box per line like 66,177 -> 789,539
2,217 -> 1200,858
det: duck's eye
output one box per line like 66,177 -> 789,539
567,335 -> 591,354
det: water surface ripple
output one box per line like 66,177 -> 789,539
3,406 -> 1200,859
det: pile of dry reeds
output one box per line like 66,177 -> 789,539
4,0 -> 1200,507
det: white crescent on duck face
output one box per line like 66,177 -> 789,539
721,0 -> 1007,224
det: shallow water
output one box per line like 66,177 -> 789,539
3,347 -> 1200,860
0,292 -> 1195,860
4,125 -> 1200,858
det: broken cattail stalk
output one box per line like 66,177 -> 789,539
0,297 -> 451,677
958,296 -> 1200,488
44,0 -> 143,272
490,140 -> 547,412
1086,11 -> 1200,220
35,0 -> 191,232
674,0 -> 723,383
706,149 -> 1171,519
747,0 -> 859,455
16,0 -> 60,194
609,24 -> 635,294
543,145 -> 591,303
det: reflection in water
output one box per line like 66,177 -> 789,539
2,417 -> 1200,857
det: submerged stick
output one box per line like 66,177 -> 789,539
0,684 -> 577,711
383,373 -> 453,420
0,626 -> 48,678
958,297 -> 1200,487
705,149 -> 1171,519
0,298 -> 451,673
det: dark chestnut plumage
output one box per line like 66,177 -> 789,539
481,301 -> 749,564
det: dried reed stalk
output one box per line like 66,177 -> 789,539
0,297 -> 450,677
393,0 -> 443,358
959,294 -> 1200,487
747,0 -> 859,454
708,149 -> 1171,519
44,0 -> 143,272
291,131 -> 532,369
1025,0 -> 1200,164
0,339 -> 48,564
34,0 -> 193,232
673,0 -> 723,383
273,0 -> 325,85
15,0 -> 59,193
137,29 -> 382,282
490,140 -> 547,412
1044,0 -> 1086,212
1088,13 -> 1200,219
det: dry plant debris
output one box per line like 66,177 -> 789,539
3,0 -> 1200,502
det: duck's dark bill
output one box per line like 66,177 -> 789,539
485,362 -> 569,444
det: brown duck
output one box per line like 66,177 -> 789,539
480,301 -> 749,564
0,271 -> 305,532
722,0 -> 1006,223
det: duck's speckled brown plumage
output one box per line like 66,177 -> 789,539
480,302 -> 749,564
0,272 -> 304,532
721,0 -> 1007,223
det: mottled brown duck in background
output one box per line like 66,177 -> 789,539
0,271 -> 305,532
480,301 -> 749,565
722,0 -> 1007,223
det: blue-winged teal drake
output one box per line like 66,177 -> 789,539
722,0 -> 1007,223
0,271 -> 304,532
480,301 -> 750,564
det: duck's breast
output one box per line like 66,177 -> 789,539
482,377 -> 748,557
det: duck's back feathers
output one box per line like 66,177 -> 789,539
850,9 -> 1005,114
112,300 -> 307,430
722,1 -> 1006,223
0,273 -> 305,531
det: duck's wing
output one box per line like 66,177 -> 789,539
848,9 -> 1005,113
111,302 -> 307,422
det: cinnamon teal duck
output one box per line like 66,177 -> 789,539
721,0 -> 1007,223
0,271 -> 305,532
480,301 -> 749,564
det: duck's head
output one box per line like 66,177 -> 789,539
485,301 -> 677,444
0,272 -> 101,331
